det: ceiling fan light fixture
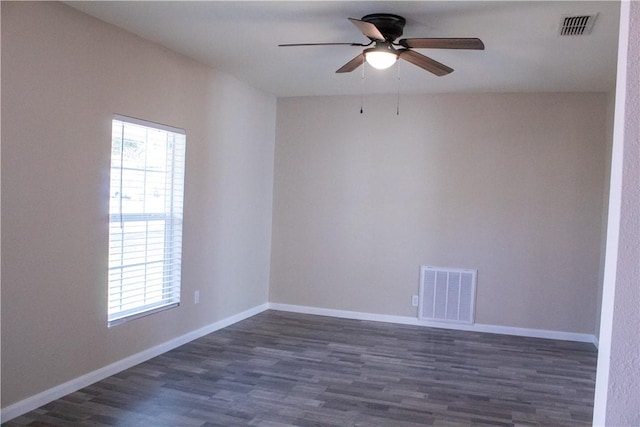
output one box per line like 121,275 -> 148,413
281,13 -> 483,77
364,48 -> 397,70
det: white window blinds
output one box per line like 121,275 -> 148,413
107,115 -> 186,326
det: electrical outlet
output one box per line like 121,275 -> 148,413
411,295 -> 419,307
194,291 -> 200,304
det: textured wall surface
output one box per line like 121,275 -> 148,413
606,2 -> 639,424
594,2 -> 640,424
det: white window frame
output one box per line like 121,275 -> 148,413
107,114 -> 186,327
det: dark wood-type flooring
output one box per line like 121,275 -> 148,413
5,310 -> 598,426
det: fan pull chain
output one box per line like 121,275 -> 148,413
360,57 -> 365,114
396,61 -> 401,115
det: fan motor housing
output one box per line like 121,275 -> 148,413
361,13 -> 406,41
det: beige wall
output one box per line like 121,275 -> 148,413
1,2 -> 275,407
271,93 -> 608,334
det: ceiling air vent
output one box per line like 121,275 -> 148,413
559,14 -> 598,36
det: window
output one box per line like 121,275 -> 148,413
107,115 -> 186,326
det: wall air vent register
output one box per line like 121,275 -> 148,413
418,266 -> 477,324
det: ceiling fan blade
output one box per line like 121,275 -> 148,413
336,53 -> 365,73
399,38 -> 485,50
398,50 -> 453,76
279,42 -> 365,47
348,17 -> 385,41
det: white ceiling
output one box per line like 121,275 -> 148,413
66,1 -> 620,98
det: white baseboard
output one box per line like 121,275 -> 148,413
0,303 -> 269,423
268,303 -> 598,345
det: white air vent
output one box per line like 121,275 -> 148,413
419,266 -> 477,324
559,14 -> 598,36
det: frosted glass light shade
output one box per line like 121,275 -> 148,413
365,50 -> 397,70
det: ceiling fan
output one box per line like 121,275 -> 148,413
279,13 -> 484,76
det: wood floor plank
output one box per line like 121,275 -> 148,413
3,310 -> 597,426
